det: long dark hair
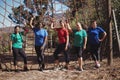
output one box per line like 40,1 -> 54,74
14,25 -> 23,42
14,25 -> 20,33
14,25 -> 20,30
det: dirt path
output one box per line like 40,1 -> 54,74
0,58 -> 120,80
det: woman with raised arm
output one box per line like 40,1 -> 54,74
66,22 -> 87,71
30,17 -> 48,71
10,25 -> 29,72
51,20 -> 70,70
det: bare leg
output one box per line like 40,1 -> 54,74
65,63 -> 69,69
78,57 -> 83,71
24,64 -> 29,71
95,61 -> 100,68
54,60 -> 59,67
14,65 -> 19,72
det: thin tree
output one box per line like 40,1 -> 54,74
106,0 -> 113,65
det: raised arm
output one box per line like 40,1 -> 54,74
65,22 -> 72,33
30,17 -> 34,29
51,22 -> 57,30
67,23 -> 72,33
50,22 -> 54,29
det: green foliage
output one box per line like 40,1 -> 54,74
9,0 -> 48,25
9,0 -> 120,38
0,33 -> 10,53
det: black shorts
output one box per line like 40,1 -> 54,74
73,46 -> 83,58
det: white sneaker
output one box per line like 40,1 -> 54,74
78,68 -> 84,71
96,63 -> 100,68
54,66 -> 61,71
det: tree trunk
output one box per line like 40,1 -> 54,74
106,0 -> 113,65
112,10 -> 120,53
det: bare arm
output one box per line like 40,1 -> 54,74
30,17 -> 34,29
50,23 -> 54,29
50,22 -> 56,30
9,40 -> 12,53
83,36 -> 87,50
66,23 -> 72,33
65,35 -> 69,51
41,36 -> 48,50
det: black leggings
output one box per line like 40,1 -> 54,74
12,47 -> 27,66
35,46 -> 45,66
54,43 -> 70,63
89,44 -> 100,61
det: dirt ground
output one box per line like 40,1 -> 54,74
0,56 -> 120,80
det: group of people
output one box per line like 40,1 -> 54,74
10,18 -> 107,72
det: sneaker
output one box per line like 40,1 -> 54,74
78,68 -> 83,71
95,63 -> 101,68
64,65 -> 69,70
38,64 -> 45,71
24,67 -> 29,71
39,67 -> 43,71
42,64 -> 45,70
54,66 -> 61,71
15,69 -> 20,72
